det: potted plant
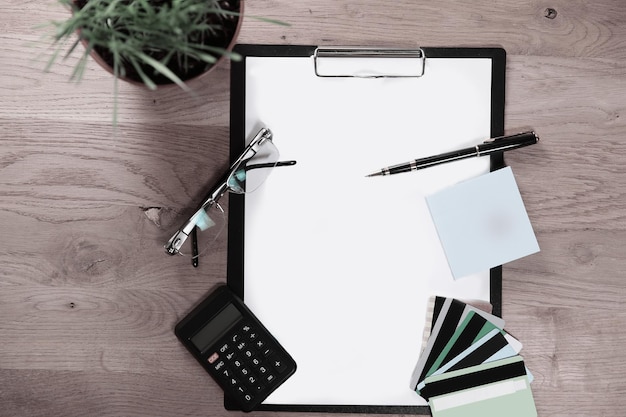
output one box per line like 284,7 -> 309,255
44,0 -> 283,122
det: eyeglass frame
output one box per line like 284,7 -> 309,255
164,127 -> 292,259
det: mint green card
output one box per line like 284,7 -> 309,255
425,356 -> 537,417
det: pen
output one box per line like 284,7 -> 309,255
366,131 -> 539,177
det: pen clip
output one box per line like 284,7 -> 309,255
483,131 -> 538,144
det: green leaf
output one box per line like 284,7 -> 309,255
104,0 -> 123,15
44,47 -> 63,73
70,45 -> 92,81
63,36 -> 82,60
136,52 -> 189,91
247,15 -> 291,26
128,56 -> 157,90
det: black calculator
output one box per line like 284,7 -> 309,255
175,285 -> 297,412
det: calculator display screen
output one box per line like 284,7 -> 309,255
190,304 -> 242,353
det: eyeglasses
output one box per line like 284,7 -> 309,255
164,127 -> 295,266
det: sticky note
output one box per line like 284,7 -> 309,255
426,167 -> 539,279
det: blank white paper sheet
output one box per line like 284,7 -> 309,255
241,54 -> 495,407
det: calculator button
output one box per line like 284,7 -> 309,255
225,351 -> 237,361
243,349 -> 255,359
242,393 -> 254,404
240,367 -> 251,376
236,341 -> 247,351
241,324 -> 252,333
231,333 -> 241,343
248,332 -> 258,341
207,352 -> 219,364
232,359 -> 243,369
220,368 -> 233,380
257,365 -> 268,375
254,339 -> 266,351
269,355 -> 288,374
213,360 -> 227,372
251,357 -> 261,368
218,343 -> 229,353
266,374 -> 276,384
275,362 -> 288,374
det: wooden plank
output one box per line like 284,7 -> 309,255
2,0 -> 626,416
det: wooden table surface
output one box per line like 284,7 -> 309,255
2,1 -> 625,416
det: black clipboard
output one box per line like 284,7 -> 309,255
227,44 -> 505,414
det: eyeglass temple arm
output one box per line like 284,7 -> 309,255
238,160 -> 297,177
277,160 -> 297,167
247,160 -> 297,170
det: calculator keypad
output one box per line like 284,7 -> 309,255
206,320 -> 294,407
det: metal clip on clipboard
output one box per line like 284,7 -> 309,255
313,47 -> 426,78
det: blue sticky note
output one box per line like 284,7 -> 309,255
426,167 -> 539,279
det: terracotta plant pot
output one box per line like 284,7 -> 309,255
75,0 -> 244,87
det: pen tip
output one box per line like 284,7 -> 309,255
366,172 -> 382,177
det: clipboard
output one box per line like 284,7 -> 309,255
227,44 -> 505,414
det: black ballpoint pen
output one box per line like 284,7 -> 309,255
366,131 -> 539,177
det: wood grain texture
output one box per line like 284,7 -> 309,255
2,0 -> 626,416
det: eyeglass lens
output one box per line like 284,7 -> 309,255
177,201 -> 226,259
228,137 -> 280,194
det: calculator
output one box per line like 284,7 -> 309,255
175,285 -> 297,412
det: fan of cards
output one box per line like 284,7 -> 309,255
409,297 -> 538,417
